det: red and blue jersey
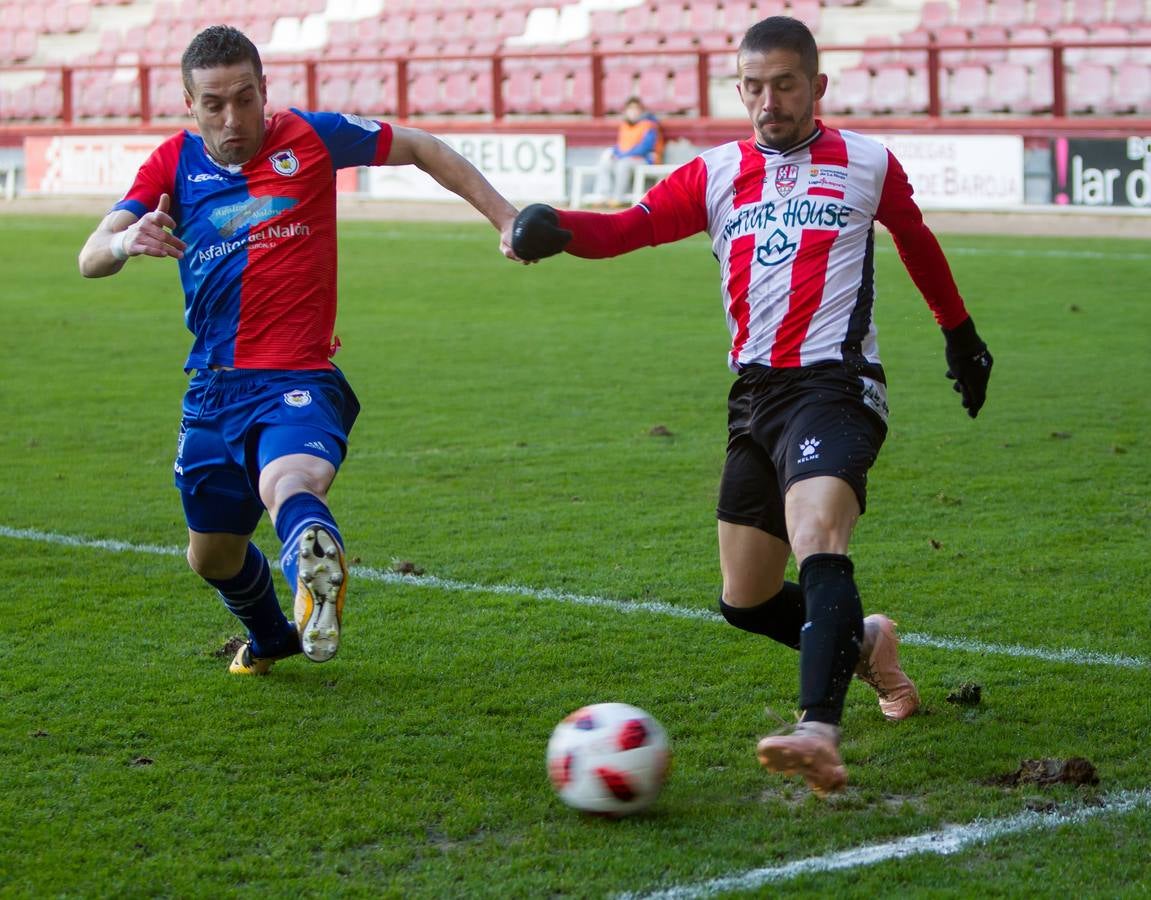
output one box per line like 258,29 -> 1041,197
114,109 -> 393,371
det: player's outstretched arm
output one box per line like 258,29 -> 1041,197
78,193 -> 186,278
384,126 -> 524,263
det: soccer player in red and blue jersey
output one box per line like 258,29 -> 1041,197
512,17 -> 994,795
79,26 -> 523,675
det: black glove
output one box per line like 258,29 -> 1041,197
943,316 -> 993,419
511,204 -> 572,261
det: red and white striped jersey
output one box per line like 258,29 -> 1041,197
630,123 -> 969,373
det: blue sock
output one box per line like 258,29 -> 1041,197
275,492 -> 344,593
206,543 -> 295,657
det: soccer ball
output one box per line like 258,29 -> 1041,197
546,702 -> 671,816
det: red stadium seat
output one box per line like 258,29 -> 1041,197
823,66 -> 871,114
788,0 -> 821,33
1089,25 -> 1133,66
501,59 -> 539,114
1130,25 -> 1151,64
969,26 -> 1008,63
1008,26 -> 1052,65
1027,62 -> 1054,112
986,61 -> 1032,112
870,65 -> 927,115
1106,61 -> 1151,113
667,64 -> 700,114
955,0 -> 989,28
603,65 -> 637,114
1053,24 -> 1090,64
1067,62 -> 1112,113
935,26 -> 972,65
1110,0 -> 1146,25
943,63 -> 990,112
990,0 -> 1027,28
919,1 -> 951,32
1068,0 -> 1106,27
1030,0 -> 1066,29
65,3 -> 91,33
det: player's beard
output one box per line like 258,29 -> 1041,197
756,103 -> 816,151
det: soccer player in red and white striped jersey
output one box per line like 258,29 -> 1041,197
513,17 -> 993,796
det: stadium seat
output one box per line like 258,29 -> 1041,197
501,58 -> 539,113
1106,61 -> 1151,114
955,0 -> 989,28
1030,0 -> 1066,29
537,65 -> 572,113
986,61 -> 1032,112
870,66 -> 928,114
1110,0 -> 1147,26
989,0 -> 1027,28
788,0 -> 821,33
1054,24 -> 1090,64
1027,62 -> 1054,112
666,64 -> 700,114
603,65 -> 637,114
1089,25 -> 1133,66
1130,25 -> 1151,63
1066,62 -> 1112,113
943,63 -> 990,112
919,1 -> 951,32
1068,0 -> 1105,27
935,26 -> 972,65
823,65 -> 871,114
860,35 -> 900,67
1008,25 -> 1052,65
969,26 -> 1008,63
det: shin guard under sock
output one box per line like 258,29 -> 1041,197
798,553 -> 864,726
718,582 -> 805,650
206,543 -> 294,656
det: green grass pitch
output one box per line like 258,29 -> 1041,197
0,215 -> 1148,897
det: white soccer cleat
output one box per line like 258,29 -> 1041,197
293,526 -> 347,663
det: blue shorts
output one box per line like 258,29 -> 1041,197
175,368 -> 360,534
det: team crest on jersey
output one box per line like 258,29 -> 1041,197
774,165 -> 799,197
269,149 -> 300,176
283,389 -> 312,408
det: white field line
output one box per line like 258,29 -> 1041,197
3,524 -> 1148,670
618,788 -> 1151,900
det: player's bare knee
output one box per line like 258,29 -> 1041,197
722,577 -> 784,609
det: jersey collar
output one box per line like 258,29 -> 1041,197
754,123 -> 823,158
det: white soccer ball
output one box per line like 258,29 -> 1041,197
546,702 -> 671,816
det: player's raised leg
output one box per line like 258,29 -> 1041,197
260,446 -> 346,663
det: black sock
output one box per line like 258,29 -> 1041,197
719,583 -> 805,650
798,553 -> 864,726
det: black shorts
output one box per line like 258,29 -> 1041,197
716,363 -> 888,542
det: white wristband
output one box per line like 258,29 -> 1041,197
110,229 -> 130,262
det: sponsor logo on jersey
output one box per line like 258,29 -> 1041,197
209,195 -> 299,237
798,437 -> 821,463
269,149 -> 300,176
188,172 -> 227,183
774,164 -> 799,197
809,164 -> 849,195
341,113 -> 380,132
283,389 -> 313,408
755,228 -> 797,266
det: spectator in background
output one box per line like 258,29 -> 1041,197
589,96 -> 664,207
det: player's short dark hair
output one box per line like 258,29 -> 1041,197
182,25 -> 263,94
739,16 -> 819,77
